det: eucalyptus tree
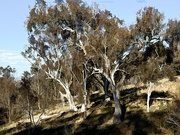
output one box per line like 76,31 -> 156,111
128,7 -> 179,112
22,0 -> 90,111
131,7 -> 180,79
84,10 -> 130,123
0,66 -> 16,123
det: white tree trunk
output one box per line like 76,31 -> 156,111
66,91 -> 77,111
147,82 -> 154,112
60,92 -> 65,107
43,69 -> 77,111
59,89 -> 77,111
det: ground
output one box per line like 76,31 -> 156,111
0,76 -> 180,135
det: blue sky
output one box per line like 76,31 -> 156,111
0,0 -> 179,79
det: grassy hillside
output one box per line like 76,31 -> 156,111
0,77 -> 180,135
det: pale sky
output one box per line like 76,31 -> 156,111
0,0 -> 179,79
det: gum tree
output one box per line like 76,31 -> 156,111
24,0 -> 130,123
84,10 -> 130,123
22,0 -> 81,111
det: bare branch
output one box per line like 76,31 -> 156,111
167,118 -> 180,128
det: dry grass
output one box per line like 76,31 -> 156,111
1,76 -> 180,135
156,76 -> 180,95
0,122 -> 17,132
122,76 -> 180,98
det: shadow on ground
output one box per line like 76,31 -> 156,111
1,87 -> 179,135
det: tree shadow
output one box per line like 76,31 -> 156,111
14,99 -> 113,135
13,111 -> 82,135
0,127 -> 17,135
149,91 -> 173,107
121,86 -> 173,108
74,102 -> 114,135
126,110 -> 161,135
6,87 -> 175,135
121,86 -> 147,97
88,109 -> 162,135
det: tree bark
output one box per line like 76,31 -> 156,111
83,70 -> 87,119
147,82 -> 153,112
111,84 -> 122,124
8,98 -> 11,123
66,91 -> 77,111
103,77 -> 110,100
92,75 -> 110,100
27,96 -> 32,128
37,71 -> 41,110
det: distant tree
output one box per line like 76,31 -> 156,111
0,65 -> 16,78
0,66 -> 16,122
19,71 -> 32,122
31,67 -> 40,110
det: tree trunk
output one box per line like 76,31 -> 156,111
112,84 -> 122,124
27,96 -> 32,128
66,91 -> 77,111
8,98 -> 11,123
60,93 -> 65,107
147,82 -> 153,112
83,70 -> 87,119
92,75 -> 110,100
103,78 -> 110,100
53,80 -> 57,100
36,71 -> 41,110
37,82 -> 41,110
